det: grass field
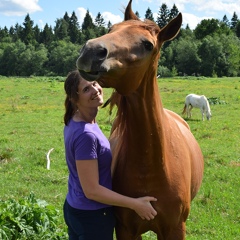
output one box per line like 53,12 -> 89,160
0,76 -> 239,239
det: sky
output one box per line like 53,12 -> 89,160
0,0 -> 240,30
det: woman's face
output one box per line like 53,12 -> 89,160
76,79 -> 103,109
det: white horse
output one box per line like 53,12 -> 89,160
182,93 -> 212,120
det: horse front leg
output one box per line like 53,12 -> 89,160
157,221 -> 186,240
115,231 -> 142,240
115,223 -> 142,240
201,109 -> 204,121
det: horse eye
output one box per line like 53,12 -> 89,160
143,41 -> 153,51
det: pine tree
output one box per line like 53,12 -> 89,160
236,21 -> 240,38
9,23 -> 23,42
63,12 -> 70,25
145,7 -> 154,21
34,25 -> 41,43
95,12 -> 105,27
156,4 -> 170,28
107,21 -> 112,30
135,11 -> 140,18
231,12 -> 238,30
22,14 -> 35,45
82,10 -> 95,31
222,15 -> 230,27
0,27 -> 9,39
40,24 -> 54,46
169,4 -> 179,21
54,18 -> 69,40
69,11 -> 80,43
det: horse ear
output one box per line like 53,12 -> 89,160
124,0 -> 139,21
158,13 -> 182,43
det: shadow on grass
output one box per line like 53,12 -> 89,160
183,118 -> 201,122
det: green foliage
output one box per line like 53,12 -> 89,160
0,193 -> 67,239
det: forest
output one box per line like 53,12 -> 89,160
0,3 -> 240,77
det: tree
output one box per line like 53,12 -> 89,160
0,40 -> 26,75
169,4 -> 179,21
8,23 -> 23,42
33,25 -> 41,43
28,44 -> 48,75
107,21 -> 112,30
230,12 -> 238,30
145,8 -> 154,21
48,40 -> 80,75
69,11 -> 80,43
156,4 -> 170,28
21,14 -> 35,45
135,11 -> 140,18
63,12 -> 70,24
222,15 -> 230,27
94,12 -> 107,37
175,38 -> 201,75
198,36 -> 226,77
220,34 -> 240,76
194,19 -> 220,39
236,21 -> 240,38
54,18 -> 69,41
0,27 -> 9,39
95,12 -> 105,27
40,24 -> 54,46
82,10 -> 95,31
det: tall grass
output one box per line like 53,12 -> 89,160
0,76 -> 239,239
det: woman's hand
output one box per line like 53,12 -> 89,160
132,196 -> 157,220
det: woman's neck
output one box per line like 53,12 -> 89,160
73,109 -> 98,124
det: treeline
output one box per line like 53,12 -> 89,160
0,3 -> 240,77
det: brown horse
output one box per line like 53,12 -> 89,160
76,1 -> 204,239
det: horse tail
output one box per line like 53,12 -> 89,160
182,104 -> 187,115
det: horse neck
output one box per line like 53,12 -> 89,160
117,73 -> 166,162
205,99 -> 211,112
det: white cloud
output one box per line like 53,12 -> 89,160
195,0 -> 240,16
101,11 -> 122,25
38,19 -> 44,29
182,12 -> 212,29
76,7 -> 88,25
0,0 -> 42,16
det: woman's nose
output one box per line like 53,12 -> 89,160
92,85 -> 99,94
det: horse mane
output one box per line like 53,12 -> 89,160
102,91 -> 129,160
205,97 -> 211,111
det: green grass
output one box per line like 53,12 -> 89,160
0,76 -> 239,239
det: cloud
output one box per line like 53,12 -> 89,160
76,7 -> 88,25
101,12 -> 122,25
182,12 -> 211,29
0,0 -> 42,16
194,0 -> 240,17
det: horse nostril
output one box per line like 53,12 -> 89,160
96,47 -> 107,61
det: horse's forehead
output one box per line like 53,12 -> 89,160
109,21 -> 159,38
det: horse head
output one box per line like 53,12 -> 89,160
76,0 -> 182,95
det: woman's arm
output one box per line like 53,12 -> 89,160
76,159 -> 157,220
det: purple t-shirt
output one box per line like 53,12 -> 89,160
64,119 -> 112,210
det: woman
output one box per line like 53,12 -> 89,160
63,70 -> 157,240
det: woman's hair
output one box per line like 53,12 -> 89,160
64,70 -> 82,125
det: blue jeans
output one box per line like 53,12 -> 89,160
63,199 -> 116,240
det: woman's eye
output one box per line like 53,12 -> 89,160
83,87 -> 89,92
